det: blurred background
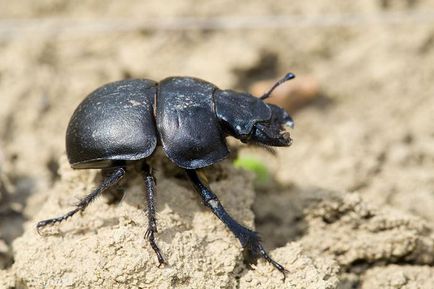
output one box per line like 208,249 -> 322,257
0,0 -> 433,281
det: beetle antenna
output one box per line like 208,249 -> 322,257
260,72 -> 296,100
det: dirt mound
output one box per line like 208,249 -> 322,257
10,158 -> 339,289
0,0 -> 433,288
362,265 -> 434,289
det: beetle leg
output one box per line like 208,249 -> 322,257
185,169 -> 287,277
142,164 -> 165,266
36,167 -> 125,234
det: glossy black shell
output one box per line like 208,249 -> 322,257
66,79 -> 158,169
66,76 -> 273,170
157,77 -> 229,169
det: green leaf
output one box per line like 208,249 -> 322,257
233,155 -> 269,184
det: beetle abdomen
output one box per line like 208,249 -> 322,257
156,77 -> 229,169
66,79 -> 158,169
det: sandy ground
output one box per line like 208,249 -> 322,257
0,1 -> 434,288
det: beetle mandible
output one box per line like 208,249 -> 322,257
37,73 -> 296,275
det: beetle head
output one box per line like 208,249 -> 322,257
215,72 -> 295,148
247,103 -> 294,146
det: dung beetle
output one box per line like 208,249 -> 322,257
37,73 -> 295,275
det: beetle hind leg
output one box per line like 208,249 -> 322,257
36,167 -> 125,234
185,169 -> 287,277
142,163 -> 165,266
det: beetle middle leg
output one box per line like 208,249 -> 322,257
185,169 -> 287,276
142,163 -> 165,266
36,167 -> 125,234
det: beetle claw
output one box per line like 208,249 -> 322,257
36,223 -> 45,236
157,258 -> 166,268
242,233 -> 288,278
145,228 -> 165,265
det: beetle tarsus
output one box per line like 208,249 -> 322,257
185,169 -> 286,274
36,167 -> 125,233
36,207 -> 81,234
244,238 -> 288,279
145,228 -> 165,266
143,164 -> 165,265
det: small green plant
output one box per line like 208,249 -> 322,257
234,155 -> 269,184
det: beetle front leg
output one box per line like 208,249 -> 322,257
142,164 -> 165,266
185,169 -> 287,276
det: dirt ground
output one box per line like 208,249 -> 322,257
0,1 -> 433,288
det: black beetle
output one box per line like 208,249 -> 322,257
37,73 -> 295,275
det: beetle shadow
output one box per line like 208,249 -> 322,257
112,161 -> 249,245
252,176 -> 336,251
0,172 -> 35,268
108,162 -> 323,252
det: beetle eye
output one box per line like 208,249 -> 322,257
284,119 -> 295,129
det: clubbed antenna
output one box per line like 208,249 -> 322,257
260,72 -> 296,100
